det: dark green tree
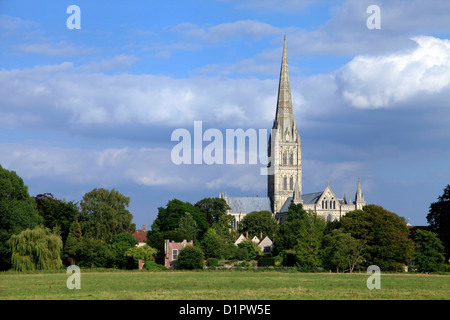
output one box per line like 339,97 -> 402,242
341,204 -> 414,272
238,210 -> 279,239
294,210 -> 326,269
35,193 -> 79,246
201,228 -> 225,259
151,199 -> 209,237
109,232 -> 138,269
77,238 -> 114,268
64,219 -> 83,265
413,230 -> 446,272
275,218 -> 303,252
427,185 -> 450,260
0,164 -> 43,270
78,188 -> 135,243
195,197 -> 230,225
287,202 -> 307,222
322,228 -> 365,273
177,246 -> 204,270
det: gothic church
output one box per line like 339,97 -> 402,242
221,36 -> 366,227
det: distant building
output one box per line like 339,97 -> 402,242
221,36 -> 366,225
131,225 -> 147,247
164,239 -> 193,269
234,232 -> 274,254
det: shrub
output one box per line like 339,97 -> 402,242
206,258 -> 219,267
177,246 -> 204,270
283,250 -> 297,267
237,240 -> 260,260
258,256 -> 275,267
235,247 -> 248,260
144,261 -> 167,271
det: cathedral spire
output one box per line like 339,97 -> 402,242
274,35 -> 294,133
293,180 -> 302,204
355,178 -> 364,203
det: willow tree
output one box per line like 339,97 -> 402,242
9,227 -> 63,271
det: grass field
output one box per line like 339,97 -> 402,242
0,270 -> 449,300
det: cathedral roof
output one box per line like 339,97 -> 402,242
226,196 -> 272,214
280,191 -> 324,213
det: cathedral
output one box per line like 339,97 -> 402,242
221,36 -> 366,227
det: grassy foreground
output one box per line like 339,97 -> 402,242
0,270 -> 449,300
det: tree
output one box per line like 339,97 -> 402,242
237,240 -> 260,260
275,218 -> 303,252
176,212 -> 199,242
124,245 -> 158,269
64,219 -> 83,265
427,185 -> 450,260
9,227 -> 63,271
322,229 -> 365,273
201,228 -> 225,259
78,188 -> 135,243
287,202 -> 307,222
77,238 -> 114,268
294,210 -> 326,269
109,233 -> 138,269
341,204 -> 414,272
0,164 -> 43,270
177,246 -> 204,270
35,193 -> 79,247
151,199 -> 209,237
238,210 -> 279,239
195,197 -> 230,225
413,230 -> 446,272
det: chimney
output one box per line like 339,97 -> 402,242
142,225 -> 145,232
246,231 -> 248,239
260,232 -> 263,239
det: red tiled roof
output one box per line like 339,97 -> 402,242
133,230 -> 147,243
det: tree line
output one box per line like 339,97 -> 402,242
0,164 -> 449,273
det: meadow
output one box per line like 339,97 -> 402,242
0,270 -> 449,300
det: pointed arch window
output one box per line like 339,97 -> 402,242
283,176 -> 287,190
289,153 -> 293,165
289,176 -> 293,190
283,153 -> 287,165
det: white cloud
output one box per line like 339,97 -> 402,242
172,20 -> 286,43
18,41 -> 95,56
0,142 -> 270,197
0,62 -> 279,128
219,0 -> 313,12
336,36 -> 450,108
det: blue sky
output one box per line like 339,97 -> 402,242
1,0 -> 449,228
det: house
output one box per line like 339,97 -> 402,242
164,239 -> 193,269
234,232 -> 274,254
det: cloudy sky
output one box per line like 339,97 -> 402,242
1,0 -> 449,228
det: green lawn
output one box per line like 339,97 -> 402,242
0,270 -> 449,300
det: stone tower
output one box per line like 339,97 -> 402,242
268,36 -> 302,213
